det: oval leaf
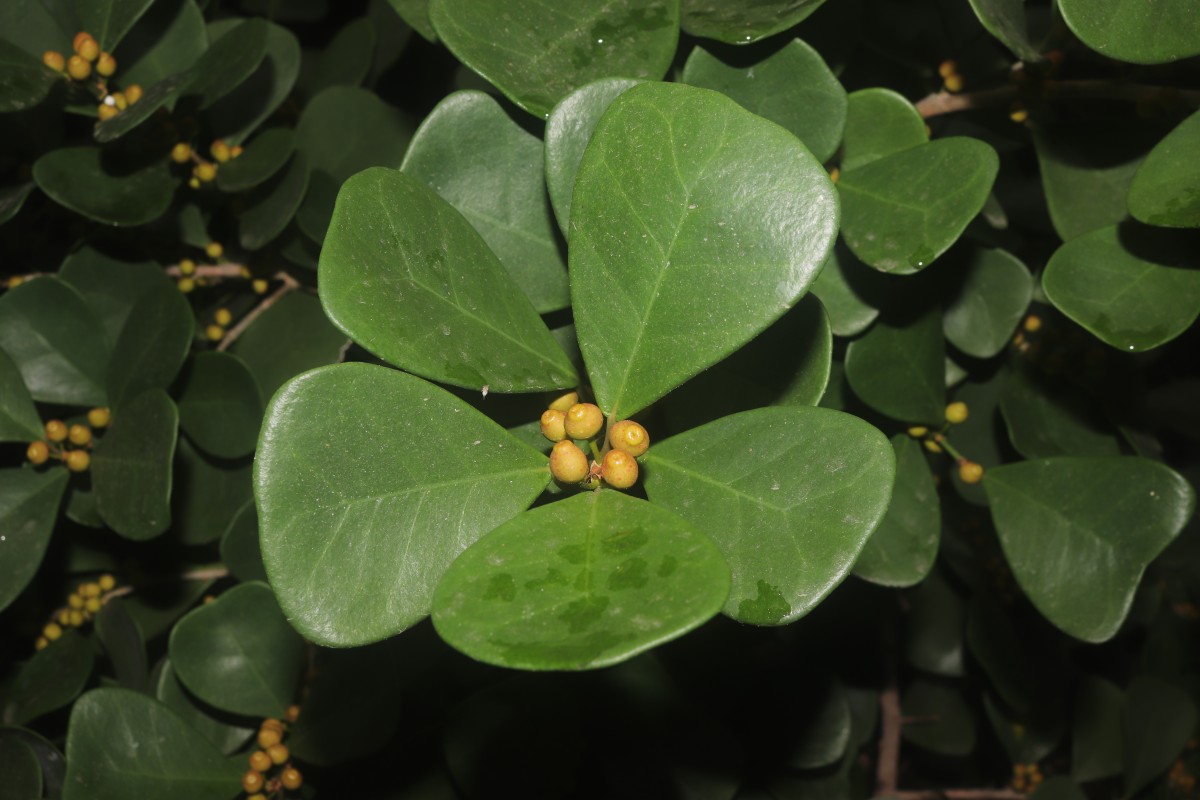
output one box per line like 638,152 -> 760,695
680,0 -> 826,45
1128,108 -> 1200,228
0,468 -> 69,613
33,146 -> 174,226
1059,0 -> 1200,64
255,363 -> 552,646
966,0 -> 1041,61
93,389 -> 179,540
1124,675 -> 1197,795
57,247 -> 171,349
155,661 -> 256,756
105,277 -> 194,410
228,291 -> 347,400
0,346 -> 42,442
237,151 -> 309,251
176,352 -> 262,460
215,128 -> 294,192
78,0 -> 156,51
810,244 -> 884,337
942,248 -> 1033,359
845,305 -> 945,425
0,40 -> 58,113
1,629 -> 93,726
998,366 -> 1122,459
643,406 -> 894,625
841,87 -> 927,172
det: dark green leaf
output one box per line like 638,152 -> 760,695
204,20 -> 300,144
839,138 -> 999,273
841,87 -> 927,172
155,661 -> 255,756
0,181 -> 35,225
93,389 -> 178,540
682,39 -> 846,163
183,18 -> 267,109
998,367 -> 1122,458
1,630 -> 93,725
237,151 -> 309,251
0,728 -> 64,798
784,676 -> 851,769
58,247 -> 171,348
319,167 -> 577,392
169,581 -> 304,718
255,363 -> 552,646
853,434 -> 939,588
810,244 -> 884,337
966,0 -> 1041,61
1128,109 -> 1200,228
429,0 -> 678,118
33,146 -> 175,226
1058,0 -> 1200,64
1030,777 -> 1087,800
571,81 -> 838,418
0,39 -> 58,113
105,277 -> 194,410
904,567 -> 965,677
942,248 -> 1032,359
308,17 -> 375,95
0,347 -> 42,442
94,70 -> 192,143
1072,675 -> 1124,782
122,576 -> 213,640
0,468 -> 68,612
402,90 -> 569,312
947,375 -> 1006,506
0,735 -> 41,799
76,0 -> 155,50
0,0 -> 70,58
845,305 -> 945,425
0,276 -> 108,405
644,407 -> 894,625
176,352 -> 262,460
433,490 -> 730,670
63,687 -> 242,800
1124,675 -> 1197,795
228,292 -> 347,401
218,502 -> 265,582
680,0 -> 826,45
173,440 -> 251,545
966,597 -> 1037,714
94,598 -> 148,693
984,693 -> 1066,765
387,0 -> 436,41
115,0 -> 206,90
901,678 -> 977,756
1042,224 -> 1200,352
215,128 -> 293,192
985,456 -> 1195,642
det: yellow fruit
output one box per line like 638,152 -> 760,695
252,279 -> 268,294
257,728 -> 282,748
242,770 -> 264,794
45,420 -> 68,442
829,166 -> 839,184
178,277 -> 196,293
205,324 -> 225,342
43,50 -> 65,71
215,308 -> 232,326
205,241 -> 223,259
99,574 -> 116,591
907,426 -> 928,438
26,441 -> 49,465
187,177 -> 201,189
261,718 -> 284,733
124,84 -> 143,104
267,743 -> 289,765
68,610 -> 84,627
280,767 -> 303,791
547,391 -> 579,412
67,54 -> 91,80
179,258 -> 196,276
66,450 -> 90,472
248,750 -> 271,772
171,142 -> 192,163
285,704 -> 301,722
564,403 -> 603,439
74,33 -> 99,61
1023,315 -> 1042,332
95,52 -> 116,77
81,582 -> 101,598
945,401 -> 969,424
1009,107 -> 1029,123
97,103 -> 119,121
944,73 -> 964,93
601,449 -> 638,489
549,440 -> 589,484
56,609 -> 70,625
194,163 -> 216,182
924,440 -> 943,454
35,637 -> 48,650
210,139 -> 231,163
44,622 -> 62,641
608,420 -> 649,457
540,409 -> 567,442
231,145 -> 244,158
68,594 -> 84,609
959,461 -> 984,484
68,424 -> 92,445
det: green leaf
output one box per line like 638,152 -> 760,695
571,81 -> 838,418
169,581 -> 304,718
33,146 -> 175,226
155,661 -> 255,756
998,367 -> 1122,459
0,39 -> 58,113
946,375 -> 1006,506
810,244 -> 884,337
105,277 -> 194,410
984,456 -> 1196,642
76,0 -> 155,50
176,352 -> 262,460
93,389 -> 178,540
966,0 -> 1041,61
682,39 -> 846,163
1042,224 -> 1200,352
0,736 -> 41,799
219,503 -> 265,582
63,687 -> 242,800
901,678 -> 977,756
1072,675 -> 1124,782
544,77 -> 640,235
402,91 -> 569,312
853,434 -> 939,588
237,151 -> 309,251
845,305 -> 945,425
0,0 -> 70,58
115,0 -> 207,90
905,568 -> 966,677
255,363 -> 552,646
183,18 -> 267,109
680,0 -> 826,45
94,598 -> 148,693
942,248 -> 1032,359
307,17 -> 375,95
228,292 -> 347,401
1128,109 -> 1200,228
1058,0 -> 1200,64
429,0 -> 679,118
984,693 -> 1066,765
783,676 -> 852,769
0,347 -> 42,442
432,490 -> 730,670
215,128 -> 293,192
294,86 -> 413,242
841,88 -> 928,172
0,181 -> 35,225
122,576 -> 214,640
319,167 -> 577,393
966,597 -> 1038,714
1030,777 -> 1087,800
388,0 -> 436,41
1,630 -> 94,725
58,247 -> 171,349
94,70 -> 192,143
839,138 -> 999,273
172,438 -> 251,545
643,406 -> 894,625
0,277 -> 108,406
1124,675 -> 1197,795
204,20 -> 300,144
0,468 -> 69,613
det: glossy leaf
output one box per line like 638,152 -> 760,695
985,457 -> 1195,642
966,0 -> 1040,61
93,389 -> 178,540
93,70 -> 192,143
680,0 -> 826,45
319,167 -> 577,392
0,347 -> 42,442
176,352 -> 262,460
218,502 -> 264,582
904,567 -> 965,677
1059,0 -> 1200,64
155,662 -> 256,756
1072,676 -> 1124,782
841,88 -> 927,172
1128,109 -> 1200,228
33,146 -> 174,226
1042,224 -> 1200,352
643,406 -> 894,625
433,490 -> 730,670
810,244 -> 884,337
255,363 -> 552,646
784,676 -> 851,769
0,736 -> 40,799
237,151 -> 309,251
998,367 -> 1122,459
215,128 -> 293,192
853,434 -> 939,588
204,20 -> 300,144
571,81 -> 838,418
901,679 -> 977,756
94,598 -> 148,693
183,18 -> 267,109
228,292 -> 347,400
942,248 -> 1032,359
403,91 -> 568,312
0,468 -> 68,613
544,77 -> 640,235
1124,675 -> 1197,795
308,17 -> 375,95
1,630 -> 93,725
0,40 -> 58,113
429,0 -> 679,118
845,305 -> 945,425
63,688 -> 242,800
169,581 -> 304,718
105,277 -> 194,410
0,181 -> 35,225
76,0 -> 155,50
116,0 -> 207,90
839,138 -> 999,273
0,277 -> 108,406
172,438 -> 251,546
58,247 -> 171,348
682,39 -> 846,163
0,0 -> 70,58
388,0 -> 436,40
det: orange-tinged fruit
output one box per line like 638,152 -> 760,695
608,419 -> 649,457
242,770 -> 264,793
45,420 -> 68,442
95,52 -> 116,76
98,574 -> 116,591
564,402 -> 603,439
285,704 -> 301,722
205,241 -> 223,259
257,727 -> 282,748
68,424 -> 91,445
547,391 -> 579,412
26,441 -> 49,465
267,743 -> 289,765
1023,314 -> 1042,332
248,750 -> 271,772
97,103 -> 119,121
67,54 -> 91,79
959,461 -> 984,484
281,767 -> 303,790
66,450 -> 90,472
171,142 -> 192,163
43,50 -> 65,71
601,449 -> 638,489
938,59 -> 957,78
549,440 -> 589,484
945,401 -> 969,424
540,409 -> 567,442
75,34 -> 99,61
124,84 -> 143,104
260,717 -> 284,732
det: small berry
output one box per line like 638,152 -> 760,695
945,401 -> 969,424
907,426 -> 928,438
35,637 -> 48,650
68,610 -> 84,627
241,770 -> 264,794
924,440 -> 943,454
194,163 -> 216,182
959,461 -> 984,484
608,420 -> 649,457
43,622 -> 62,641
68,594 -> 84,609
67,54 -> 91,80
56,609 -> 71,625
178,277 -> 195,293
84,597 -> 101,613
267,743 -> 289,765
74,33 -> 99,61
45,419 -> 68,442
829,166 -> 839,184
601,449 -> 638,489
248,796 -> 266,800
280,767 -> 303,791
205,241 -> 223,260
547,391 -> 579,412
6,276 -> 24,289
66,450 -> 90,472
938,59 -> 957,79
124,84 -> 143,104
564,403 -> 603,439
230,145 -> 244,158
43,50 -> 65,71
171,142 -> 192,163
944,74 -> 964,93
248,750 -> 271,772
95,52 -> 115,76
98,574 -> 116,591
257,727 -> 282,748
81,582 -> 101,598
540,409 -> 567,442
68,424 -> 92,445
1009,107 -> 1029,123
252,279 -> 268,294
97,103 -> 119,121
260,718 -> 284,732
549,440 -> 589,484
26,441 -> 49,465
187,177 -> 201,189
205,324 -> 224,342
1023,315 -> 1042,333
179,258 -> 196,276
215,308 -> 232,326
210,139 -> 231,163
285,704 -> 301,722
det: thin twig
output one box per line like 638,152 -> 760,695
102,566 -> 230,602
915,80 -> 1200,118
163,261 -> 247,278
217,271 -> 300,352
877,615 -> 902,796
881,790 -> 1024,799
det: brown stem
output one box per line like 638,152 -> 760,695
915,80 -> 1200,118
217,271 -> 300,352
102,567 -> 230,602
163,261 -> 246,278
880,790 -> 1024,799
877,617 -> 902,796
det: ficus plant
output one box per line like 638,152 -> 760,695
1,0 -> 1200,798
